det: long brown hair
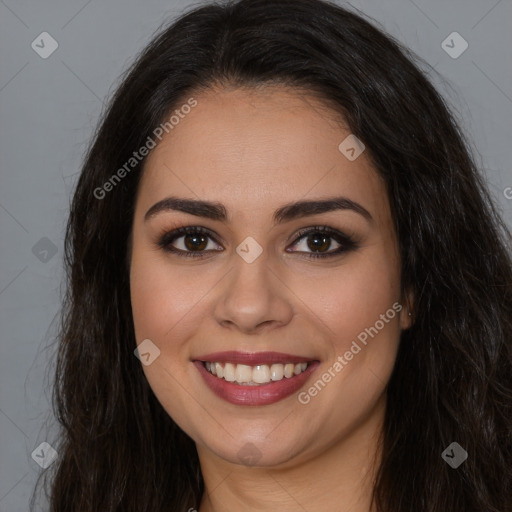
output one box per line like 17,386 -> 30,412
32,0 -> 512,510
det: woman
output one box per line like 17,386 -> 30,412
33,0 -> 512,510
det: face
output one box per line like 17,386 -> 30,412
129,85 -> 411,469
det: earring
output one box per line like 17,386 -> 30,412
408,312 -> 412,316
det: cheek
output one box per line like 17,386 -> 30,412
295,260 -> 401,428
294,244 -> 402,413
129,248 -> 207,342
293,251 -> 400,343
129,251 -> 204,432
130,257 -> 171,342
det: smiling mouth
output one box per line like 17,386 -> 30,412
202,361 -> 310,385
194,352 -> 320,405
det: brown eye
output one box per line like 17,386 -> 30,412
287,226 -> 357,259
305,232 -> 337,253
158,226 -> 222,257
182,232 -> 208,251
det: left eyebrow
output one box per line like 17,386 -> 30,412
274,197 -> 373,224
144,196 -> 373,224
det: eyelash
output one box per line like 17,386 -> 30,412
157,225 -> 358,259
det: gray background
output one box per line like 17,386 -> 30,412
1,0 -> 511,510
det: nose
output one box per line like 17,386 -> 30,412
213,254 -> 294,335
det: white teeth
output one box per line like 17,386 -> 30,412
253,365 -> 271,383
224,362 -> 236,382
284,363 -> 294,378
204,361 -> 309,384
294,363 -> 307,375
270,364 -> 284,381
235,364 -> 253,383
215,362 -> 224,378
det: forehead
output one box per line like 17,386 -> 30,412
136,86 -> 390,226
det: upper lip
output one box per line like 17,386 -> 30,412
194,351 -> 316,365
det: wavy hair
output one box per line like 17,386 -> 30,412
32,0 -> 512,510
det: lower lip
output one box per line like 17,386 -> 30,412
193,361 -> 320,406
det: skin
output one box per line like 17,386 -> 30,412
129,85 -> 413,512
